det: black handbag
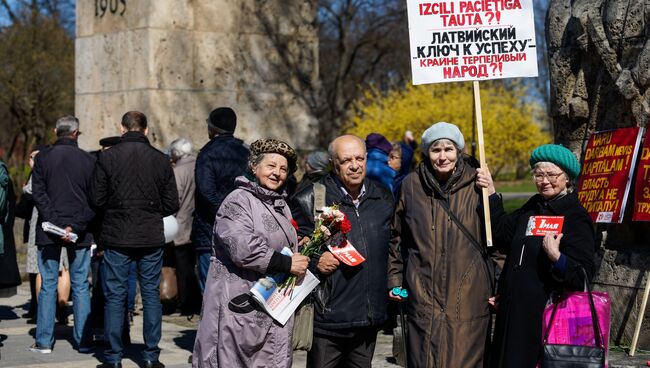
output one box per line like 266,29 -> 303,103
540,269 -> 605,368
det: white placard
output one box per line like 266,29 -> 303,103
406,0 -> 539,84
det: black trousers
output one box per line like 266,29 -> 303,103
307,327 -> 378,368
173,243 -> 202,315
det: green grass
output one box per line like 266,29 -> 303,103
502,197 -> 528,213
495,180 -> 537,193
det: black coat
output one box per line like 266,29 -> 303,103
90,131 -> 179,248
0,161 -> 20,289
15,186 -> 34,243
489,192 -> 596,368
290,174 -> 394,333
32,138 -> 96,246
191,133 -> 249,250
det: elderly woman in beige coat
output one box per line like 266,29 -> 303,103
387,122 -> 494,368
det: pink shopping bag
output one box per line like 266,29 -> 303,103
541,291 -> 610,367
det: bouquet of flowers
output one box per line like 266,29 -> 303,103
279,204 -> 351,294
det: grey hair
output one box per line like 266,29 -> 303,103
390,142 -> 402,155
248,152 -> 266,172
55,116 -> 80,137
532,162 -> 574,192
428,138 -> 463,154
169,138 -> 193,161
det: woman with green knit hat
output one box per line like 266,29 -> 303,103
476,144 -> 596,368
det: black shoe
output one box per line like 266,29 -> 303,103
22,311 -> 35,319
96,363 -> 122,368
141,361 -> 165,368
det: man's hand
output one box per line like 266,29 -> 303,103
61,226 -> 74,243
317,251 -> 340,275
290,254 -> 310,276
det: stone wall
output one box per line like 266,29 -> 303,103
547,0 -> 650,348
75,0 -> 319,151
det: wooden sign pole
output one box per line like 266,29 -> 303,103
630,272 -> 650,356
473,81 -> 493,247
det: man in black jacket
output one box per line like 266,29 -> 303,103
90,111 -> 179,368
29,116 -> 96,354
290,135 -> 394,368
191,107 -> 249,291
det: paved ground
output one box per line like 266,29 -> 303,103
0,283 -> 396,368
1,282 -> 649,367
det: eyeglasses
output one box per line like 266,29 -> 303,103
532,172 -> 565,183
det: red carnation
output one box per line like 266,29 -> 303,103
339,217 -> 351,234
290,218 -> 299,231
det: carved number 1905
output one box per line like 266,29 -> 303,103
95,0 -> 126,17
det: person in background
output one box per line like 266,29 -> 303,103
89,136 -> 133,346
394,130 -> 418,196
399,130 -> 417,173
477,144 -> 596,368
15,146 -> 47,323
168,138 -> 201,315
290,135 -> 394,368
387,142 -> 404,197
387,122 -> 494,367
365,133 -> 398,193
90,111 -> 179,368
30,116 -> 96,354
0,159 -> 21,297
192,107 -> 249,292
192,138 -> 308,367
293,150 -> 329,195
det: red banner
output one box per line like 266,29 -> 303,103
633,131 -> 650,221
577,127 -> 642,223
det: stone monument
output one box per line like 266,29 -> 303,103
75,0 -> 319,151
547,0 -> 650,348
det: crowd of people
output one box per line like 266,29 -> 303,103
0,105 -> 597,368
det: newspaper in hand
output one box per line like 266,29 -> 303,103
41,222 -> 78,243
249,247 -> 320,326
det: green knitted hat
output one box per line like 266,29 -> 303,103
529,144 -> 580,180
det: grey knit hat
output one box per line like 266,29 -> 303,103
421,122 -> 465,152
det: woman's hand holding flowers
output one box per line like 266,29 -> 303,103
290,254 -> 309,276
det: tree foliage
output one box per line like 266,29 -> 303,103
0,1 -> 74,165
347,82 -> 550,178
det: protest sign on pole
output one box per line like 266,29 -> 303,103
406,0 -> 538,85
472,80 -> 492,246
406,0 -> 539,246
577,127 -> 643,223
632,130 -> 650,221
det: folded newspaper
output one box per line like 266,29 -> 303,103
250,247 -> 320,326
41,222 -> 78,243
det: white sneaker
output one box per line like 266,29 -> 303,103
28,344 -> 52,354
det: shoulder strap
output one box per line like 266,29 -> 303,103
437,197 -> 495,292
313,183 -> 326,218
438,198 -> 487,259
